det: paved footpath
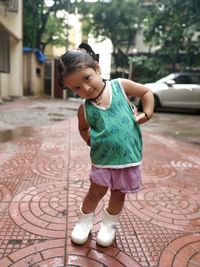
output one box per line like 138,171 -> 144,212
0,97 -> 200,267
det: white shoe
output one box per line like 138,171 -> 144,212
96,209 -> 120,247
71,207 -> 94,245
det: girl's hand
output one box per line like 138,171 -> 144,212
135,112 -> 150,124
132,104 -> 138,117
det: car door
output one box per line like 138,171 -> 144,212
188,75 -> 200,109
162,74 -> 194,108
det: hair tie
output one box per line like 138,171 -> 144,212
78,43 -> 97,61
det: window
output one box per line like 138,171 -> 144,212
190,75 -> 200,85
175,75 -> 192,84
0,26 -> 10,73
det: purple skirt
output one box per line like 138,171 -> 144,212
90,165 -> 141,194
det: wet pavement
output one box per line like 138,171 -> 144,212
0,97 -> 200,267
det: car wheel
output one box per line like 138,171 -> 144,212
154,95 -> 161,111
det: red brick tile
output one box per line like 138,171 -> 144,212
42,247 -> 65,259
0,99 -> 200,267
0,257 -> 13,267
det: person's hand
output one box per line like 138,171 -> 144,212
135,112 -> 149,124
132,104 -> 138,117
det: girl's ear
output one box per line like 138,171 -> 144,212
95,62 -> 101,74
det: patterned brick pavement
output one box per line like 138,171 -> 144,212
0,98 -> 200,267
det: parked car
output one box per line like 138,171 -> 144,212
132,72 -> 200,112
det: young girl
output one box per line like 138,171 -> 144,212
58,43 -> 154,247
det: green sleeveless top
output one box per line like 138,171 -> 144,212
84,78 -> 142,168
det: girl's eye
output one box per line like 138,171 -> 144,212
85,75 -> 91,81
74,86 -> 80,92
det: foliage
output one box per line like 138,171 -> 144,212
77,0 -> 141,71
90,0 -> 139,51
23,0 -> 70,52
23,0 -> 41,49
23,0 -> 200,79
129,55 -> 169,83
78,0 -> 200,76
143,0 -> 200,70
41,14 -> 67,48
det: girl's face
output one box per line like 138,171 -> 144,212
63,65 -> 104,100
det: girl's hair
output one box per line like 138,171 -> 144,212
57,43 -> 97,89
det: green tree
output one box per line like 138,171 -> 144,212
23,0 -> 70,52
129,55 -> 168,83
78,0 -> 141,73
143,0 -> 200,70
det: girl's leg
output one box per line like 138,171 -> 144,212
71,182 -> 107,245
96,189 -> 126,247
107,189 -> 126,215
82,182 -> 108,214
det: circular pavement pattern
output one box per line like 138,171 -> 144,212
142,161 -> 177,181
68,159 -> 91,184
159,233 -> 200,267
69,159 -> 90,174
9,182 -> 69,238
0,239 -> 65,267
30,159 -> 67,180
127,186 -> 200,231
8,182 -> 104,238
0,154 -> 28,177
170,160 -> 199,169
0,239 -> 141,267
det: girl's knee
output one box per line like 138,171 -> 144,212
87,184 -> 107,201
87,191 -> 104,202
110,190 -> 126,201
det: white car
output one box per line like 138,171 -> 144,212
133,72 -> 200,112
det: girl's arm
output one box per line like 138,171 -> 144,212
121,78 -> 154,124
77,104 -> 90,145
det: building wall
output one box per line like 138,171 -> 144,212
10,36 -> 23,96
88,36 -> 112,80
68,13 -> 82,50
45,45 -> 66,60
44,11 -> 83,99
0,0 -> 23,100
31,55 -> 44,96
45,12 -> 82,59
0,1 -> 22,40
23,52 -> 44,96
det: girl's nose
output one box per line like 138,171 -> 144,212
82,83 -> 91,94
